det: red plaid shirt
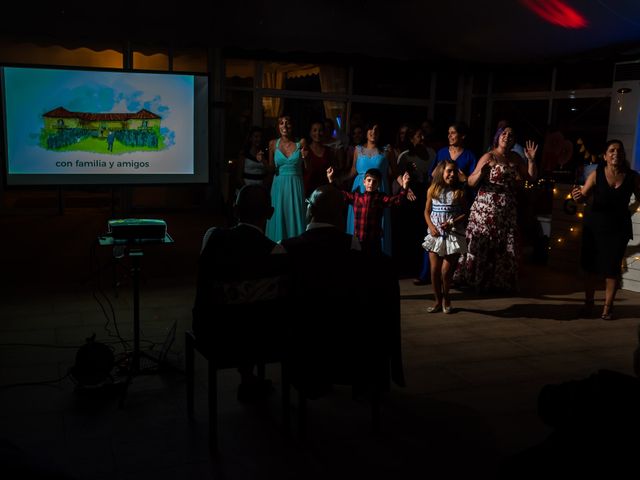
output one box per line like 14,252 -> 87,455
343,189 -> 406,245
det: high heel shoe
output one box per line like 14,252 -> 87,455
601,304 -> 613,320
442,305 -> 452,314
427,304 -> 442,313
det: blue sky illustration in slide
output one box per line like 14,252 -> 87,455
3,67 -> 195,174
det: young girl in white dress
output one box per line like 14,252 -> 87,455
422,160 -> 467,313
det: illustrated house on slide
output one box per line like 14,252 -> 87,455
43,107 -> 161,136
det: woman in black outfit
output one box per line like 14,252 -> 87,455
571,139 -> 640,319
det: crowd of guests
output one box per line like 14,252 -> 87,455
229,114 -> 640,320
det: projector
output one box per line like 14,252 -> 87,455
107,218 -> 167,240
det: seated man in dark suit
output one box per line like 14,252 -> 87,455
281,184 -> 404,398
193,185 -> 288,402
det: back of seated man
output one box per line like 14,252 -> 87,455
193,184 -> 288,402
281,185 -> 404,397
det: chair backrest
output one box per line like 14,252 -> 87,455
192,227 -> 290,367
282,233 -> 399,394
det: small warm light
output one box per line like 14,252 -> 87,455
570,227 -> 574,232
553,188 -> 558,194
578,212 -> 583,218
565,194 -> 572,199
616,88 -> 632,112
557,238 -> 563,243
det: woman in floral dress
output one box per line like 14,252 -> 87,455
459,126 -> 538,292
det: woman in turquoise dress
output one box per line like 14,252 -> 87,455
265,115 -> 307,243
347,123 -> 412,255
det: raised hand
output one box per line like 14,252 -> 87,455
525,140 -> 538,161
326,166 -> 335,182
401,171 -> 411,189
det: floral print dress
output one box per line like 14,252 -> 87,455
458,161 -> 519,292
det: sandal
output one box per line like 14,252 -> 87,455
427,304 -> 442,313
601,304 -> 613,320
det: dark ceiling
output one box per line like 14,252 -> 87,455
8,1 -> 640,65
214,0 -> 640,63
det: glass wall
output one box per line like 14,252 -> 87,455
223,56 -> 615,199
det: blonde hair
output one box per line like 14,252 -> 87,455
428,160 -> 465,203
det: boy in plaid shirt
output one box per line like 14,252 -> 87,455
327,166 -> 410,254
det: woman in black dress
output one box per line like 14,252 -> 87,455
571,139 -> 640,319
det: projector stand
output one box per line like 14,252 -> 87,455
118,248 -> 161,406
97,234 -> 173,406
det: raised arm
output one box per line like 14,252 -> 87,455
467,153 -> 491,188
523,140 -> 538,181
388,147 -> 416,201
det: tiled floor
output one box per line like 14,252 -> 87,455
1,209 -> 639,479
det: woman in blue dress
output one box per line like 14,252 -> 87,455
346,122 -> 414,255
265,115 -> 307,243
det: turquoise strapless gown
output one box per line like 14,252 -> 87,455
266,139 -> 306,243
346,145 -> 392,256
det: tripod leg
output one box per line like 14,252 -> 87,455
186,331 -> 195,418
119,364 -> 133,408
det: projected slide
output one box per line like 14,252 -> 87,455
2,67 -> 199,178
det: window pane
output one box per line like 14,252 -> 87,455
224,90 -> 253,160
469,98 -> 488,155
432,103 -> 458,147
490,99 -> 548,147
173,48 -> 207,73
435,72 -> 459,101
472,71 -> 490,95
261,97 -> 342,141
353,62 -> 430,98
555,61 -> 614,90
225,59 -> 255,88
262,62 -> 345,93
551,97 -> 611,171
493,66 -> 552,93
349,103 -> 429,145
133,46 -> 169,70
